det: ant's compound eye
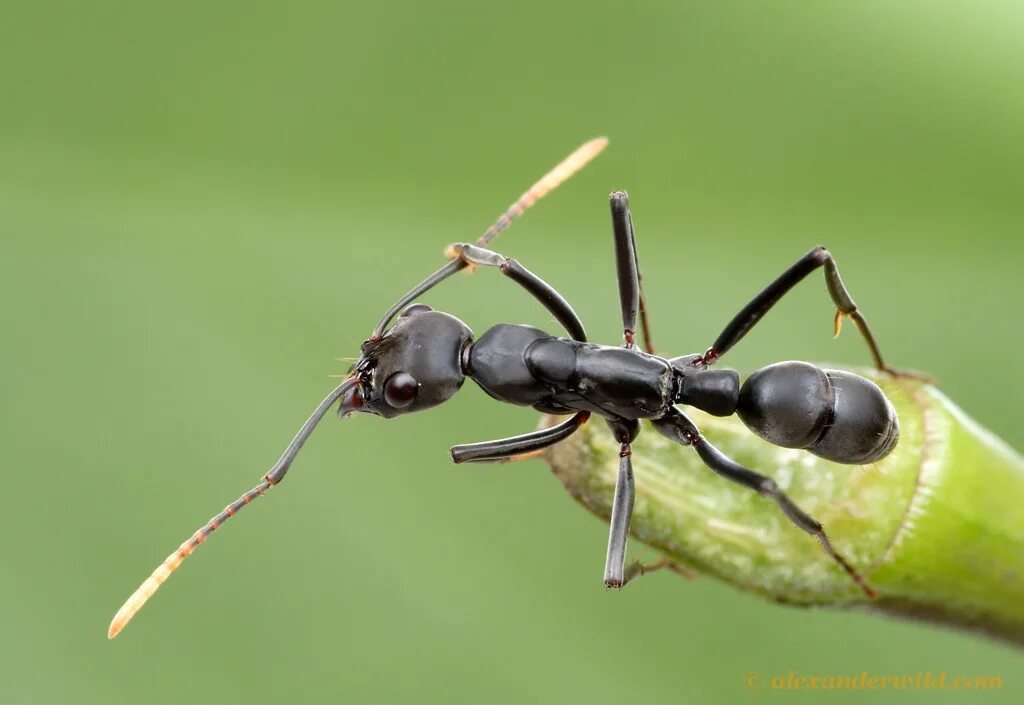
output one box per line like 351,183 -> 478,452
384,371 -> 419,408
400,303 -> 433,317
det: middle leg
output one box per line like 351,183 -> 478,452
609,191 -> 656,353
621,556 -> 698,586
603,417 -> 640,588
604,442 -> 636,588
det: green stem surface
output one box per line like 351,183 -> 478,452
544,370 -> 1024,647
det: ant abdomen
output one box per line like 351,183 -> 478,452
736,361 -> 899,464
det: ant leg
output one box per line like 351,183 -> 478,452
651,407 -> 877,599
492,448 -> 547,464
368,244 -> 587,343
609,192 -> 656,353
638,284 -> 655,355
604,442 -> 636,588
698,246 -> 894,374
371,138 -> 607,337
450,411 -> 590,463
609,192 -> 639,349
604,418 -> 640,588
452,244 -> 587,341
620,557 -> 697,587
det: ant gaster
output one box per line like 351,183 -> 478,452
110,138 -> 899,638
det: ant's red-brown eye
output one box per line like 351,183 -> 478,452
400,303 -> 433,317
384,371 -> 418,408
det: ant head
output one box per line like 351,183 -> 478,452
341,304 -> 473,419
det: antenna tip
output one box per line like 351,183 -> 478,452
108,602 -> 133,638
108,589 -> 144,640
107,618 -> 124,639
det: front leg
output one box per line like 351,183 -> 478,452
452,243 -> 587,342
371,138 -> 607,338
450,411 -> 590,463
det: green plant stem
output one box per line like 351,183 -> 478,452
544,370 -> 1024,647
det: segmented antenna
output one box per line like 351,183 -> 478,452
109,139 -> 611,638
107,378 -> 355,639
477,136 -> 608,247
371,137 -> 609,339
107,479 -> 272,639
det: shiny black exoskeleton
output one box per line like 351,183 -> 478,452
735,362 -> 899,465
351,313 -> 898,468
109,142 -> 909,641
478,333 -> 899,467
342,187 -> 903,600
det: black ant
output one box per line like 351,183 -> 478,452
110,138 -> 899,638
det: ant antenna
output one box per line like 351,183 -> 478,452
476,136 -> 608,247
371,137 -> 608,338
109,138 -> 608,638
107,377 -> 357,639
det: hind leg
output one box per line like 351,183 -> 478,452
651,407 -> 877,598
696,246 -> 897,373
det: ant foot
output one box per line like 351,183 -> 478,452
879,366 -> 936,384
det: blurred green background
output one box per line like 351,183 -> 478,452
2,1 -> 1022,703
